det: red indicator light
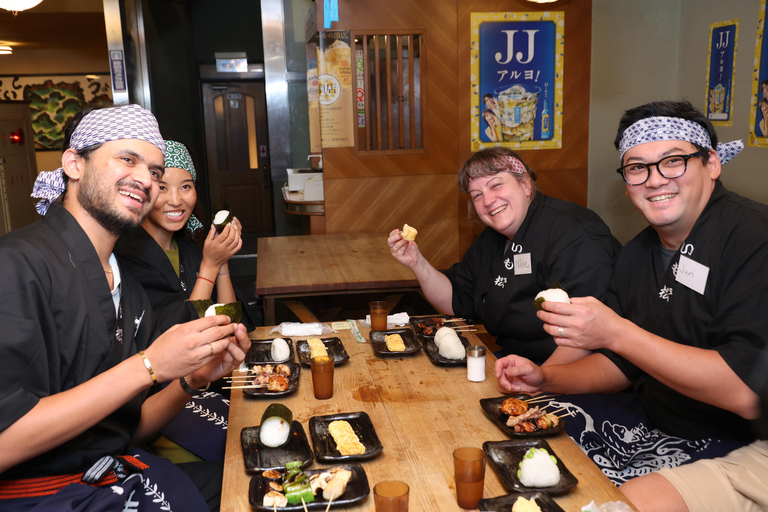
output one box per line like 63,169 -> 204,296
9,128 -> 24,145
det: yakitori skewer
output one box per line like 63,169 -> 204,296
443,318 -> 466,323
325,495 -> 334,512
301,497 -> 309,512
524,394 -> 554,403
452,328 -> 477,332
221,384 -> 267,390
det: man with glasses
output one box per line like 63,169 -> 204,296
496,100 -> 768,511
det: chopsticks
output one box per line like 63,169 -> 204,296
452,327 -> 477,332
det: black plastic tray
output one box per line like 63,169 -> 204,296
483,439 -> 578,495
247,338 -> 295,364
296,337 -> 350,367
480,395 -> 567,438
241,420 -> 314,472
369,328 -> 421,357
421,333 -> 470,366
248,463 -> 369,510
408,315 -> 450,338
309,411 -> 384,462
242,362 -> 301,399
478,491 -> 565,511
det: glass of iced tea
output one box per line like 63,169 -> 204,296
369,301 -> 388,331
310,355 -> 334,399
374,480 -> 409,512
453,447 -> 485,509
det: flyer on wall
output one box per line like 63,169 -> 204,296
749,0 -> 767,148
705,20 -> 738,127
470,11 -> 564,152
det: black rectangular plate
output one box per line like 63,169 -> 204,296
408,315 -> 450,338
247,338 -> 295,364
479,395 -> 567,438
242,362 -> 301,398
369,328 -> 421,357
308,411 -> 384,462
241,420 -> 314,472
479,491 -> 565,511
248,463 -> 369,510
296,337 -> 350,367
421,334 -> 470,366
483,439 -> 578,495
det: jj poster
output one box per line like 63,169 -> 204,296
749,0 -> 768,147
705,20 -> 738,126
470,11 -> 564,151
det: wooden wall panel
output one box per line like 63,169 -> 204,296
316,0 -> 461,268
316,0 -> 591,267
324,175 -> 459,270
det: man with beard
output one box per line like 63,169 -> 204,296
0,104 -> 251,511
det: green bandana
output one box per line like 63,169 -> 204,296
164,140 -> 204,233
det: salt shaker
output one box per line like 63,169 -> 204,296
466,345 -> 486,382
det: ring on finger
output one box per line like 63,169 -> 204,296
209,343 -> 214,356
558,326 -> 564,337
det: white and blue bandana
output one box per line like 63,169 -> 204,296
618,116 -> 743,165
31,104 -> 165,215
163,140 -> 203,234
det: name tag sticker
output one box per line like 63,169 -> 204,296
513,253 -> 532,275
675,255 -> 709,295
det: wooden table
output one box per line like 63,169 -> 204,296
256,233 -> 420,324
222,326 -> 637,511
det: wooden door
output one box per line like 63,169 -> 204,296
201,81 -> 273,239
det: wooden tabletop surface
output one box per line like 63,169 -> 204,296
222,325 -> 637,512
255,233 -> 419,296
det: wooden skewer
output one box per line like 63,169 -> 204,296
273,502 -> 277,512
524,394 -> 554,403
443,318 -> 465,323
452,328 -> 477,332
222,384 -> 267,390
325,494 -> 334,512
301,497 -> 309,512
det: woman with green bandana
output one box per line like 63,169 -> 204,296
115,140 -> 253,462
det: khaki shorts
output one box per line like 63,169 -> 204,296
658,440 -> 768,512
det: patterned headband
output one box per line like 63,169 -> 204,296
468,156 -> 527,184
163,140 -> 203,234
618,116 -> 743,165
31,104 -> 165,215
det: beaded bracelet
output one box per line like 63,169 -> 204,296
139,351 -> 157,384
197,276 -> 215,285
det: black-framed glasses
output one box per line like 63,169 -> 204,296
616,150 -> 707,185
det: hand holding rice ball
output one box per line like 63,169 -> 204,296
533,284 -> 571,311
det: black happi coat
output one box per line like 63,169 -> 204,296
0,202 -> 154,478
115,226 -> 256,335
445,192 -> 620,361
603,181 -> 768,441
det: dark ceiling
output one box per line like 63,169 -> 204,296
0,1 -> 106,51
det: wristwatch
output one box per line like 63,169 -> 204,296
180,376 -> 211,395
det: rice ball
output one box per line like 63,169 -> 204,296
533,287 -> 571,310
204,303 -> 225,317
517,448 -> 560,487
436,327 -> 465,360
271,338 -> 290,362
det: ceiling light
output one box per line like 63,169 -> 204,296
0,46 -> 12,55
0,0 -> 44,15
526,0 -> 558,3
